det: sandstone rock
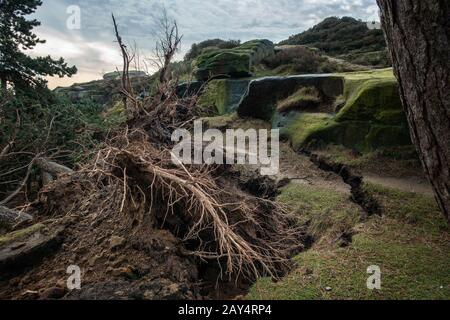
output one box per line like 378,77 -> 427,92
237,75 -> 344,121
193,39 -> 275,81
197,79 -> 250,115
281,71 -> 412,152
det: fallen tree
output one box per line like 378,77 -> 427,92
0,13 -> 304,300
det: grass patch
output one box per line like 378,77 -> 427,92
314,145 -> 422,177
248,182 -> 450,300
363,182 -> 449,235
277,87 -> 321,113
202,113 -> 271,131
277,183 -> 361,247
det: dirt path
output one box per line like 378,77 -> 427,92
278,143 -> 351,195
364,174 -> 434,196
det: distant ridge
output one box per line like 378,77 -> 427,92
279,17 -> 388,66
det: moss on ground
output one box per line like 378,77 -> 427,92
248,182 -> 450,300
313,145 -> 422,178
277,87 -> 321,113
277,183 -> 361,246
0,224 -> 45,246
202,113 -> 271,131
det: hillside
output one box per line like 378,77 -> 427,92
280,17 -> 391,68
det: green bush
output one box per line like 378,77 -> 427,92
0,90 -> 124,199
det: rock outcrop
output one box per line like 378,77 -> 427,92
198,79 -> 250,115
193,40 -> 275,81
54,71 -> 150,104
237,74 -> 344,121
282,70 -> 412,151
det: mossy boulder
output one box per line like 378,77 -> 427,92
277,87 -> 321,113
193,40 -> 274,81
283,113 -> 371,151
283,69 -> 412,152
197,79 -> 250,115
238,75 -> 344,121
335,78 -> 406,124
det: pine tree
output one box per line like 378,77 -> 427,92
0,0 -> 77,91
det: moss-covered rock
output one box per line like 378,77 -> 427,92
197,79 -> 250,115
238,75 -> 344,121
193,40 -> 274,80
335,78 -> 405,124
283,113 -> 371,151
283,69 -> 412,152
277,86 -> 321,113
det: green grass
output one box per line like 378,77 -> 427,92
277,183 -> 360,244
202,112 -> 271,131
248,182 -> 450,300
277,87 -> 321,113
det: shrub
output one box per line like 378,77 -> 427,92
262,46 -> 325,73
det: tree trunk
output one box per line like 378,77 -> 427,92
377,0 -> 450,221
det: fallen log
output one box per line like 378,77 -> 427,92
36,158 -> 73,185
0,206 -> 33,230
0,223 -> 65,279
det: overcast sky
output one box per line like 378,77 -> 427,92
31,0 -> 380,88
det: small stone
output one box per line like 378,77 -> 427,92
109,236 -> 126,250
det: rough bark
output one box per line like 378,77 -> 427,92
377,0 -> 450,221
35,158 -> 73,185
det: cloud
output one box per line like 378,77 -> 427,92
32,0 -> 378,88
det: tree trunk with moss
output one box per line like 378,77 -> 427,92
377,0 -> 450,221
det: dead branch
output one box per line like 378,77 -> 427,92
0,157 -> 36,206
0,205 -> 32,229
112,13 -> 136,110
156,9 -> 182,86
